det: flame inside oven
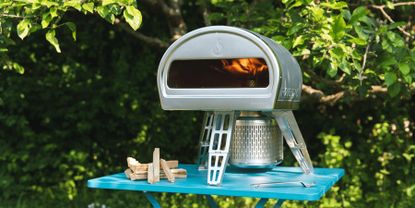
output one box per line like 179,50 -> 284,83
221,58 -> 268,77
167,58 -> 269,88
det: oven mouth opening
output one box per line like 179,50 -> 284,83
167,58 -> 270,89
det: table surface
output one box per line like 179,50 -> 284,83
87,164 -> 344,201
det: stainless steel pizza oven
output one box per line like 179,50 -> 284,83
157,26 -> 314,186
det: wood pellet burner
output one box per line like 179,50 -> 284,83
157,26 -> 314,186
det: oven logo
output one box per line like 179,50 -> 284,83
212,39 -> 223,56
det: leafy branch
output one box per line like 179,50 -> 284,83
369,1 -> 415,38
1,0 -> 143,73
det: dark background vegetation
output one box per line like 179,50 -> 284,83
1,0 -> 414,207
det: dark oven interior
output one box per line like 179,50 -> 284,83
167,58 -> 269,88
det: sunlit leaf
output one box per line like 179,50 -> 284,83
45,29 -> 61,53
64,0 -> 82,11
321,2 -> 348,10
124,6 -> 142,31
82,3 -> 94,13
96,6 -> 115,24
102,0 -> 117,6
50,7 -> 58,18
41,12 -> 52,29
17,19 -> 31,40
328,62 -> 338,77
292,35 -> 304,48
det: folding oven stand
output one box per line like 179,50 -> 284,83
87,164 -> 344,208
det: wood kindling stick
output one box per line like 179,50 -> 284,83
128,160 -> 179,172
125,148 -> 187,183
127,157 -> 140,169
125,170 -> 187,181
127,155 -> 178,170
153,148 -> 160,182
147,163 -> 155,184
161,159 -> 175,182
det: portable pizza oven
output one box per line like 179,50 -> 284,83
157,26 -> 313,186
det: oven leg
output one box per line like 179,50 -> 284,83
207,111 -> 236,185
255,198 -> 285,208
143,191 -> 161,208
197,112 -> 214,170
205,195 -> 218,208
255,198 -> 269,208
273,111 -> 314,174
273,199 -> 285,208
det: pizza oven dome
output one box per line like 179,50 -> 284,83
157,26 -> 302,111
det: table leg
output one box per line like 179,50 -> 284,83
255,198 -> 269,208
205,195 -> 218,208
273,199 -> 285,208
143,191 -> 161,208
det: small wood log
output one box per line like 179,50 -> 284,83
153,148 -> 160,182
172,174 -> 187,179
127,157 -> 140,169
160,159 -> 175,182
171,168 -> 187,175
124,169 -> 132,179
147,163 -> 154,184
127,172 -> 186,181
129,160 -> 179,172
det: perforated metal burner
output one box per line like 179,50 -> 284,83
230,113 -> 283,168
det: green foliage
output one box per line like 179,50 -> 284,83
0,0 -> 142,73
1,0 -> 415,207
211,0 -> 415,97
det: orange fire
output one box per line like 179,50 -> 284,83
221,58 -> 268,76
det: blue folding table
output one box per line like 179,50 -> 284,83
87,164 -> 344,207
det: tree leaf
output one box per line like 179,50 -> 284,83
398,63 -> 410,75
384,72 -> 397,86
45,30 -> 61,53
64,0 -> 82,11
388,22 -> 406,30
124,6 -> 142,31
350,6 -> 368,25
17,19 -> 31,40
65,22 -> 77,41
328,62 -> 338,77
287,23 -> 303,35
82,3 -> 94,13
292,35 -> 304,48
348,37 -> 366,45
403,74 -> 412,83
379,56 -> 397,68
386,31 -> 404,47
309,7 -> 324,21
288,1 -> 303,9
13,62 -> 24,74
50,7 -> 58,18
102,0 -> 116,6
41,12 -> 52,29
40,0 -> 59,8
339,59 -> 351,74
331,15 -> 347,40
386,1 -> 395,9
321,2 -> 348,10
96,6 -> 115,24
388,83 -> 401,97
